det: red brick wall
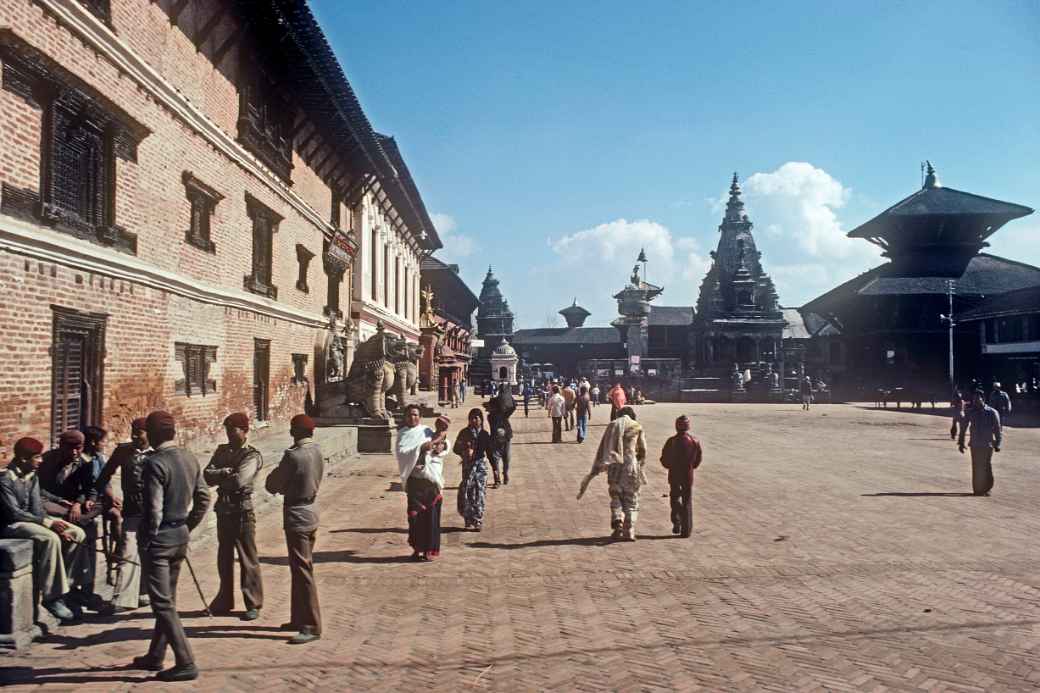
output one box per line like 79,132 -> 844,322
0,0 -> 349,459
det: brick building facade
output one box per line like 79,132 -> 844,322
0,0 -> 439,455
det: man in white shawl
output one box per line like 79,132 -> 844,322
396,406 -> 451,561
577,406 -> 648,541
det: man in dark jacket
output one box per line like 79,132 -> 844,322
0,437 -> 80,621
132,411 -> 210,682
660,415 -> 702,538
958,389 -> 1002,496
38,430 -> 107,612
96,417 -> 152,610
203,412 -> 264,620
265,415 -> 324,645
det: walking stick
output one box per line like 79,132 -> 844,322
183,552 -> 212,617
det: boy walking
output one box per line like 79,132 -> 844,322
660,415 -> 702,538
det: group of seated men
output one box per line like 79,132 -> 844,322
0,422 -> 149,622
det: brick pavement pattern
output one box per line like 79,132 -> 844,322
3,403 -> 1040,691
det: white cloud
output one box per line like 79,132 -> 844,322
430,212 -> 475,260
719,162 -> 883,305
539,218 -> 710,325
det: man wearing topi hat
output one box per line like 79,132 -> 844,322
134,410 -> 210,681
265,414 -> 324,644
0,437 -> 83,622
203,412 -> 264,621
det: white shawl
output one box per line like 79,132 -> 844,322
577,415 -> 647,499
396,424 -> 448,491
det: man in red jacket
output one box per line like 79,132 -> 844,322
660,415 -> 702,538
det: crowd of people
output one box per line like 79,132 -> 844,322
0,411 -> 326,681
395,379 -> 705,561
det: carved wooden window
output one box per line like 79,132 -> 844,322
295,244 -> 314,293
237,68 -> 293,182
0,40 -> 144,254
330,191 -> 342,229
292,353 -> 308,384
174,343 -> 217,396
183,172 -> 222,253
244,194 -> 280,299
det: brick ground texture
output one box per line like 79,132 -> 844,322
2,402 -> 1039,691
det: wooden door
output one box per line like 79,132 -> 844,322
51,306 -> 106,443
253,338 -> 270,422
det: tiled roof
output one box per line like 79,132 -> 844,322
513,327 -> 621,345
958,285 -> 1040,322
848,186 -> 1033,238
781,308 -> 810,339
648,306 -> 694,326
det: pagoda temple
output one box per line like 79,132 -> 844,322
692,173 -> 785,370
471,266 -> 515,388
803,163 -> 1037,394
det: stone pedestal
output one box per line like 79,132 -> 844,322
357,424 -> 393,454
0,539 -> 35,651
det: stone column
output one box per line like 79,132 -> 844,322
0,539 -> 35,650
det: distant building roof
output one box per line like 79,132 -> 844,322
648,306 -> 694,327
848,186 -> 1033,239
513,327 -> 621,345
781,308 -> 810,339
958,285 -> 1040,322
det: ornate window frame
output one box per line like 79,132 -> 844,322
295,243 -> 314,293
174,342 -> 217,396
182,171 -> 223,253
243,193 -> 280,299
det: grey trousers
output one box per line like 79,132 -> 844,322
0,522 -> 81,602
143,541 -> 194,666
114,515 -> 146,609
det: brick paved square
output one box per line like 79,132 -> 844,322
3,403 -> 1038,691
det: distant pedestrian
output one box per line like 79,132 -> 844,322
660,415 -> 702,538
989,382 -> 1011,423
577,407 -> 647,541
486,384 -> 516,486
548,386 -> 566,443
453,408 -> 491,529
608,383 -> 627,420
459,379 -> 467,405
396,407 -> 450,561
950,393 -> 966,440
958,389 -> 1002,496
575,385 -> 592,444
591,384 -> 601,406
265,414 -> 324,645
562,383 -> 576,431
800,376 -> 813,410
522,382 -> 531,417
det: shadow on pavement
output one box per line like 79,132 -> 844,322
468,536 -> 615,550
861,492 -> 977,497
329,527 -> 409,534
260,550 -> 414,565
0,666 -> 149,685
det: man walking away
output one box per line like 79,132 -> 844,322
265,415 -> 324,645
0,437 -> 81,622
562,383 -> 576,431
95,418 -> 152,611
958,389 -> 1002,496
459,379 -> 467,406
608,383 -> 627,421
134,411 -> 210,681
575,385 -> 592,444
522,382 -> 531,418
949,393 -> 966,440
591,384 -> 600,407
800,375 -> 813,411
989,382 -> 1012,424
548,386 -> 566,443
204,413 -> 264,620
660,416 -> 702,538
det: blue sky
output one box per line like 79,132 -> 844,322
312,1 -> 1040,328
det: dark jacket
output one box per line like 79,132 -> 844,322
38,449 -> 97,506
265,439 -> 323,533
0,463 -> 46,527
97,443 -> 151,517
660,433 -> 703,486
142,442 -> 211,549
486,389 -> 516,442
203,443 -> 263,514
453,427 -> 492,462
959,405 -> 1003,449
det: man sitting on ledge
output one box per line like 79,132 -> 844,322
0,437 -> 84,622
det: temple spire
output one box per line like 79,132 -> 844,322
724,172 -> 746,224
923,160 -> 940,189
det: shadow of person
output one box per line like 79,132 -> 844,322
328,527 -> 409,535
861,492 -> 977,497
47,626 -> 150,650
0,666 -> 149,685
183,624 -> 288,641
468,536 -> 615,550
261,550 -> 416,565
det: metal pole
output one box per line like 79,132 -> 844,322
948,280 -> 955,395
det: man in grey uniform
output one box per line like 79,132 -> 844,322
132,411 -> 210,682
958,389 -> 1002,496
265,414 -> 323,645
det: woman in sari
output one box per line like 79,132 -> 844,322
396,406 -> 450,561
453,408 -> 491,530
